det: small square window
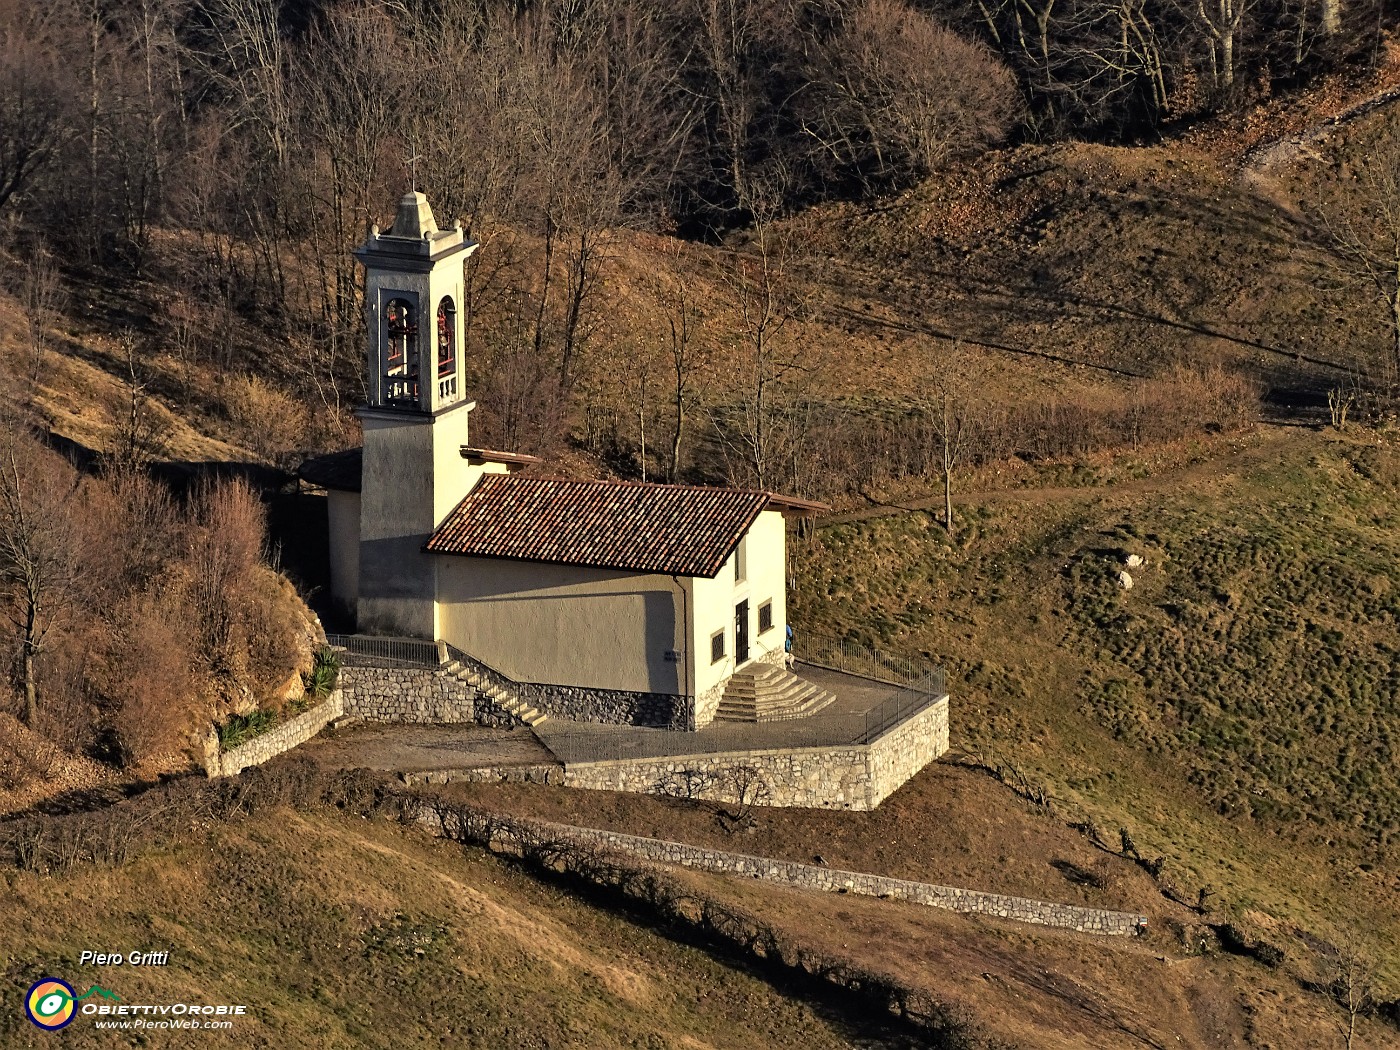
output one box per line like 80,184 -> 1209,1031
711,630 -> 726,664
758,601 -> 773,634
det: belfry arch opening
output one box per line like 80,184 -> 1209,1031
384,297 -> 419,404
437,296 -> 457,402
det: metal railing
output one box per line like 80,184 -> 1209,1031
441,642 -> 520,696
325,633 -> 442,668
790,630 -> 933,686
539,661 -> 947,765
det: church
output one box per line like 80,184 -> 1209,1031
300,191 -> 827,731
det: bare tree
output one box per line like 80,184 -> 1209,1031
1323,932 -> 1375,1050
1318,136 -> 1400,387
17,246 -> 66,399
647,246 -> 707,481
690,0 -> 771,211
0,6 -> 75,215
807,0 -> 1020,182
923,339 -> 982,536
1188,0 -> 1252,89
0,427 -> 81,725
112,333 -> 168,474
714,197 -> 805,489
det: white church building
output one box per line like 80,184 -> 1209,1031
300,192 -> 827,730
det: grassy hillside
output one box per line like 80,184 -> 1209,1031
352,773 -> 1391,1050
0,806 -> 874,1049
788,425 -> 1400,985
1,60 -> 1397,1050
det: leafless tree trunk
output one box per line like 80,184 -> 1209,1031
1319,0 -> 1341,36
19,247 -> 66,401
1191,0 -> 1251,88
716,196 -> 803,489
1323,932 -> 1374,1050
692,0 -> 767,209
923,339 -> 981,535
0,427 -> 80,726
647,245 -> 706,481
1318,138 -> 1400,387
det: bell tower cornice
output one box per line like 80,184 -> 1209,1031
354,191 -> 477,272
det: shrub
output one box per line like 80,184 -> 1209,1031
217,709 -> 276,751
224,374 -> 310,465
303,646 -> 341,700
100,591 -> 200,767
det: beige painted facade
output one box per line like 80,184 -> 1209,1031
432,506 -> 788,717
438,557 -> 688,694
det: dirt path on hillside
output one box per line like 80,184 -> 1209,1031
822,426 -> 1313,527
1242,83 -> 1400,174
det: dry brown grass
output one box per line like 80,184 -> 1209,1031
0,804 -> 871,1049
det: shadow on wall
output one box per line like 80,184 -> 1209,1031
645,589 -> 682,694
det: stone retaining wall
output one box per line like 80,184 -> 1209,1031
340,666 -> 475,723
867,697 -> 950,807
561,696 -> 949,810
209,690 -> 344,778
412,804 -> 1146,936
513,681 -> 685,729
402,763 -> 565,787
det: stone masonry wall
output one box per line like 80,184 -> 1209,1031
513,680 -> 685,729
562,696 -> 950,810
866,697 -> 951,807
411,804 -> 1146,936
210,690 -> 344,778
565,745 -> 871,808
341,666 -> 475,723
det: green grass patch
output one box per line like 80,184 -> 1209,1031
792,430 -> 1400,979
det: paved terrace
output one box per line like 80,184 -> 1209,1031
306,664 -> 940,774
534,664 -> 933,765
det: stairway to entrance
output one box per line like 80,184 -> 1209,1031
443,656 -> 548,727
714,663 -> 837,723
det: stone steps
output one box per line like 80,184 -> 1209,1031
714,664 -> 836,723
446,661 -> 548,727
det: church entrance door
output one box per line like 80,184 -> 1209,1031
735,600 -> 750,664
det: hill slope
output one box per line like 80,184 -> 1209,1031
790,425 -> 1400,989
0,807 -> 875,1049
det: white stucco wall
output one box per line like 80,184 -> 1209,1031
437,556 -> 687,695
690,509 -> 788,702
327,489 -> 361,613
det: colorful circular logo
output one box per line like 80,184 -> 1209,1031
25,978 -> 76,1030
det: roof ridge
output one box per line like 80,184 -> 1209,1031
485,473 -> 771,498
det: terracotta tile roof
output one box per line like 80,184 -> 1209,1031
298,447 -> 363,492
426,475 -> 812,577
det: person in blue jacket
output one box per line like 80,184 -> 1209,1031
784,624 -> 794,668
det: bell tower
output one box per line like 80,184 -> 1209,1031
352,192 -> 478,638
